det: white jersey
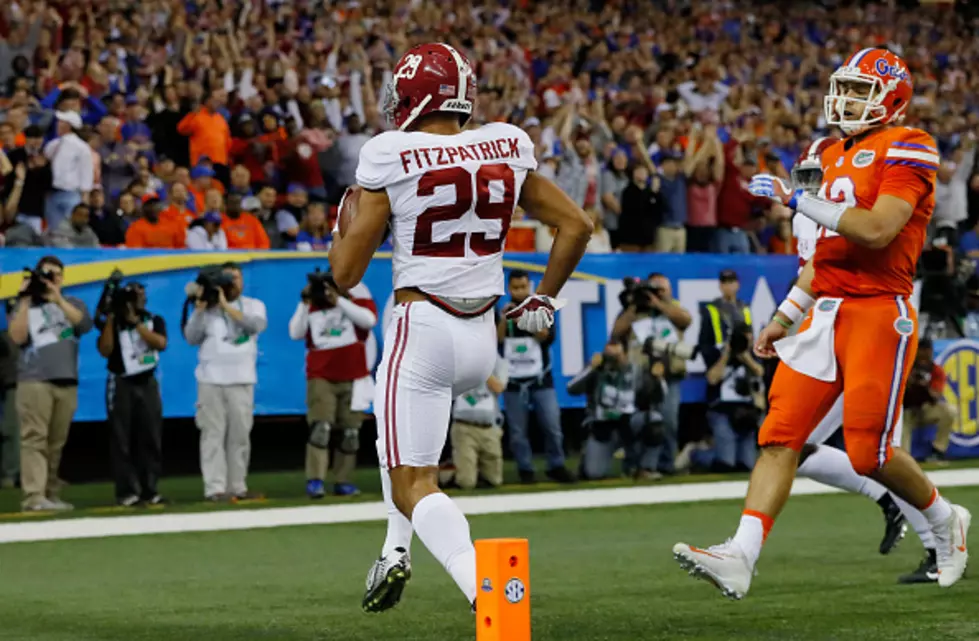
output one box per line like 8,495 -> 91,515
792,213 -> 819,273
356,122 -> 538,298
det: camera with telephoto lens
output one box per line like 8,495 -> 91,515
97,269 -> 139,324
306,268 -> 338,308
619,277 -> 662,314
728,320 -> 752,355
642,336 -> 698,361
21,266 -> 56,305
196,267 -> 234,307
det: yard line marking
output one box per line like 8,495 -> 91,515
1,468 -> 977,545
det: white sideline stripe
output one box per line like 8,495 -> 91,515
1,468 -> 977,545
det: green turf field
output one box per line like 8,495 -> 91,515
0,485 -> 975,641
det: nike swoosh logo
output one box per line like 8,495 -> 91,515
957,520 -> 967,553
689,546 -> 724,560
927,571 -> 939,580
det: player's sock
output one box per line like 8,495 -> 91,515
380,466 -> 413,558
797,445 -> 886,500
892,493 -> 936,549
411,492 -> 477,604
732,510 -> 774,568
921,488 -> 953,528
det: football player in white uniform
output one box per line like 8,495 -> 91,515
329,43 -> 593,613
788,138 -> 939,583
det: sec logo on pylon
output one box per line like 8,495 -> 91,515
504,578 -> 525,604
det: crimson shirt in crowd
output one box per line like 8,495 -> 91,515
717,140 -> 771,229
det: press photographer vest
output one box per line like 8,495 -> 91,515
504,336 -> 545,379
303,299 -> 374,383
453,383 -> 502,427
591,366 -> 637,422
629,310 -> 686,378
308,308 -> 358,350
118,318 -> 160,377
27,304 -> 74,349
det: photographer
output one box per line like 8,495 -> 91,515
450,355 -> 509,490
569,339 -> 663,480
184,262 -> 267,502
97,280 -> 168,506
288,271 -> 377,498
611,273 -> 692,475
499,270 -> 575,484
8,256 -> 93,511
901,339 -> 955,462
697,270 -> 764,471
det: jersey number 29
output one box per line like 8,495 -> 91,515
413,165 -> 515,257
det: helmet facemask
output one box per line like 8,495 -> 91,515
823,73 -> 893,136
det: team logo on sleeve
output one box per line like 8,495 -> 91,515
852,150 -> 876,168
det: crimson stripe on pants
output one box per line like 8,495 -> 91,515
384,315 -> 405,469
388,303 -> 413,467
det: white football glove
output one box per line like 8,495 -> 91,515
504,295 -> 565,333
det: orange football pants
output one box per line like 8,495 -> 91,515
759,296 -> 917,475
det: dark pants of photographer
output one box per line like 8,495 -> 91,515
639,380 -> 681,474
581,415 -> 654,480
106,373 -> 163,501
699,407 -> 757,471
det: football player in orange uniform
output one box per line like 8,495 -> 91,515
673,47 -> 970,599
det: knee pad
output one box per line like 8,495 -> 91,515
309,421 -> 331,449
339,427 -> 360,454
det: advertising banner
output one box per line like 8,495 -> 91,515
0,249 -> 801,421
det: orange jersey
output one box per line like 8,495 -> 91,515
222,213 -> 270,249
125,218 -> 186,249
811,127 -> 936,299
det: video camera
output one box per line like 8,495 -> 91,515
305,268 -> 338,308
20,266 -> 57,305
195,266 -> 235,307
619,277 -> 664,314
728,320 -> 752,355
96,269 -> 142,324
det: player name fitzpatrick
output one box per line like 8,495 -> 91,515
398,137 -> 523,173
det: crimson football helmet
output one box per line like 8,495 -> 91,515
791,137 -> 837,195
384,43 -> 477,131
824,48 -> 913,136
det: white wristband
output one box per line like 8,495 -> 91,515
777,286 -> 815,324
796,193 -> 847,231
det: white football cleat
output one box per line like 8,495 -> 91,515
934,504 -> 970,588
673,540 -> 753,600
362,547 -> 412,612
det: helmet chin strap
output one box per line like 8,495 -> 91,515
399,95 -> 433,132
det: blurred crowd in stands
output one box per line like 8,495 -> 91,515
0,0 -> 978,257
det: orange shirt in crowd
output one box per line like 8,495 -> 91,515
177,108 -> 231,166
125,218 -> 186,249
222,213 -> 270,249
160,204 -> 196,230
